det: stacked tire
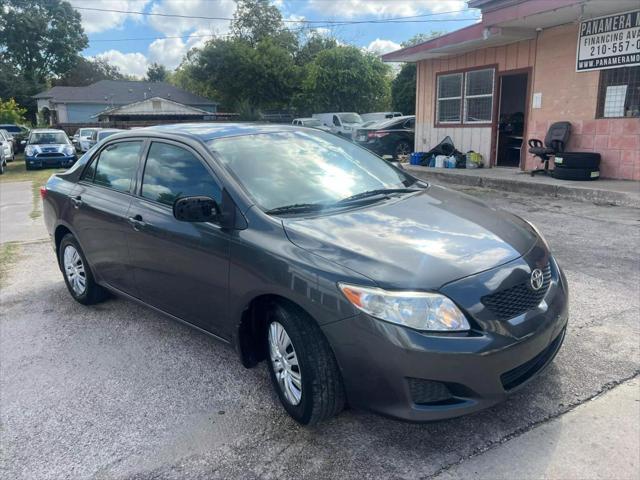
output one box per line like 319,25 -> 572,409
553,152 -> 600,181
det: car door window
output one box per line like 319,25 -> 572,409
333,115 -> 341,126
85,141 -> 142,192
141,142 -> 221,206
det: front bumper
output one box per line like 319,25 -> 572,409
25,154 -> 77,169
322,258 -> 569,422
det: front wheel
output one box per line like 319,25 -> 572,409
265,303 -> 345,425
0,160 -> 4,174
59,234 -> 109,305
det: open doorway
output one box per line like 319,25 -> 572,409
496,71 -> 529,167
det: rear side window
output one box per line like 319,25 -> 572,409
141,142 -> 221,206
84,141 -> 142,192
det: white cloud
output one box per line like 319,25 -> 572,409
307,0 -> 467,18
366,38 -> 401,55
70,0 -> 151,34
147,29 -> 211,69
93,50 -> 150,78
147,0 -> 235,36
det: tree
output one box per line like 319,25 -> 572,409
54,57 -> 123,86
230,0 -> 297,51
146,62 -> 169,82
0,98 -> 27,124
295,32 -> 338,66
297,46 -> 391,114
390,32 -> 443,115
0,0 -> 88,82
391,63 -> 416,115
191,37 -> 299,112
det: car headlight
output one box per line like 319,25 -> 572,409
338,283 -> 470,331
25,145 -> 35,156
63,145 -> 75,155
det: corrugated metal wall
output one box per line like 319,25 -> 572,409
415,39 -> 537,164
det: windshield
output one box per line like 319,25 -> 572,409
209,131 -> 413,212
339,113 -> 362,124
302,119 -> 321,127
29,132 -> 69,145
0,125 -> 21,133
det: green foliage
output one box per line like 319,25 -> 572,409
54,57 -> 124,86
297,46 -> 391,114
0,98 -> 27,124
146,62 -> 169,82
295,32 -> 338,66
0,0 -> 88,82
230,0 -> 297,51
391,63 -> 416,115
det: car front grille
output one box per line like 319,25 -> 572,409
36,152 -> 64,158
481,263 -> 551,319
500,328 -> 565,391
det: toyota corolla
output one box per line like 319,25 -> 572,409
42,124 -> 568,425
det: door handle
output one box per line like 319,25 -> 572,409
70,195 -> 83,208
128,214 -> 146,231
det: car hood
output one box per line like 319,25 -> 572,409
282,185 -> 538,290
29,144 -> 69,152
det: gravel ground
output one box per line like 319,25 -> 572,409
1,186 -> 639,480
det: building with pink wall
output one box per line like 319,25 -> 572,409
383,0 -> 639,180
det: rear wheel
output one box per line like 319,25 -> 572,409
59,233 -> 109,305
265,302 -> 345,425
0,159 -> 4,174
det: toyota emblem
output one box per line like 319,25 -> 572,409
530,269 -> 544,290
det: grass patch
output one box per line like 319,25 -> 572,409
1,154 -> 65,219
0,242 -> 20,288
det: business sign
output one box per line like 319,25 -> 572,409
576,10 -> 640,72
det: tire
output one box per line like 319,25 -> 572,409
0,160 -> 4,175
58,233 -> 109,305
265,302 -> 345,425
553,152 -> 600,169
552,165 -> 600,181
394,140 -> 412,159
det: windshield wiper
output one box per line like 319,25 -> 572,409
333,188 -> 420,205
265,203 -> 328,215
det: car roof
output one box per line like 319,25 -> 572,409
30,129 -> 66,133
138,122 -> 309,142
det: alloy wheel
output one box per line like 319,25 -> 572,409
63,245 -> 86,296
268,321 -> 302,405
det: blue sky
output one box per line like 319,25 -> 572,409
70,0 -> 481,77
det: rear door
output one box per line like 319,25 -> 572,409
69,139 -> 145,295
126,140 -> 230,335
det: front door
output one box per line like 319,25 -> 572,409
69,140 -> 144,295
126,140 -> 230,335
496,72 -> 529,167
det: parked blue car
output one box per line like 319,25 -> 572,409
23,129 -> 77,170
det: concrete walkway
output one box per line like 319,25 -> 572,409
406,165 -> 640,208
0,181 -> 48,244
434,378 -> 640,480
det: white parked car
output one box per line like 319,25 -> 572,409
312,112 -> 364,137
87,128 -> 124,149
360,112 -> 403,122
291,118 -> 331,131
72,128 -> 99,153
0,142 -> 5,174
0,129 -> 15,162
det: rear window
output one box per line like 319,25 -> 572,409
86,141 -> 143,193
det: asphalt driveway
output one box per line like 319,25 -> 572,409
1,185 -> 638,479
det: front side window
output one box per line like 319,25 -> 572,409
209,130 -> 413,212
436,68 -> 495,124
596,66 -> 640,118
141,142 -> 221,206
89,141 -> 142,192
333,115 -> 341,126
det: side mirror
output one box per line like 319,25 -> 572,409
173,196 -> 220,223
21,140 -> 26,145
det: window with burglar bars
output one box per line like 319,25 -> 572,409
436,67 -> 495,125
596,66 -> 640,119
